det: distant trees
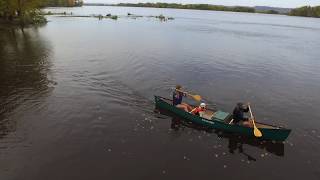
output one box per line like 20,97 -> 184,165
256,10 -> 279,14
265,10 -> 279,14
43,0 -> 83,7
289,6 -> 320,17
117,3 -> 256,13
116,3 -> 320,18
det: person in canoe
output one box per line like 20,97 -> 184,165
232,102 -> 252,127
173,85 -> 193,112
190,103 -> 206,117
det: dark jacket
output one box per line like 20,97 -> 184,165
233,103 -> 249,124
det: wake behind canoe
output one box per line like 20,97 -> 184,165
154,96 -> 291,141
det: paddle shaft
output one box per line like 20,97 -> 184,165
175,89 -> 194,97
172,88 -> 218,110
174,89 -> 201,101
248,105 -> 257,127
248,104 -> 262,137
248,105 -> 254,121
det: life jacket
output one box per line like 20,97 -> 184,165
193,107 -> 205,115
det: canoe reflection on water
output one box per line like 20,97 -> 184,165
155,108 -> 285,160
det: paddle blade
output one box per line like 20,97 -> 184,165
192,95 -> 202,101
249,105 -> 262,138
254,127 -> 262,137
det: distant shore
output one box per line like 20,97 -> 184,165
83,3 -> 320,18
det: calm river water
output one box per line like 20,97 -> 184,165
1,6 -> 320,180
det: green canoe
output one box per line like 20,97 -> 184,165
155,96 -> 291,141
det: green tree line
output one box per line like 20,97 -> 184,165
289,6 -> 320,17
117,3 -> 256,13
0,0 -> 83,25
43,0 -> 83,7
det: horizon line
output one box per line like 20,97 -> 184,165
82,2 -> 319,9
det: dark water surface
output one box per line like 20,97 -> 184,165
1,6 -> 320,180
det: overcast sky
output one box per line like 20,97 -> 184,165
84,0 -> 320,8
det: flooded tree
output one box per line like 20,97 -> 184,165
0,0 -> 84,25
0,0 -> 46,25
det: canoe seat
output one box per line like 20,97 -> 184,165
202,110 -> 215,120
212,111 -> 231,122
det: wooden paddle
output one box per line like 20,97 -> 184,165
175,89 -> 202,102
248,104 -> 262,137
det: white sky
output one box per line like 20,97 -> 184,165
84,0 -> 320,8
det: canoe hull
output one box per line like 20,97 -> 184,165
155,96 -> 291,141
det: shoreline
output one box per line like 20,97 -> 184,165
82,3 -> 320,18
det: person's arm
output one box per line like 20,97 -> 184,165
243,107 -> 250,121
190,108 -> 197,114
244,103 -> 250,112
180,91 -> 187,97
